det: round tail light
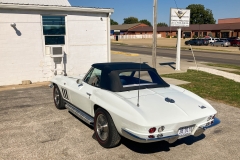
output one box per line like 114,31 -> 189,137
148,135 -> 155,138
149,127 -> 156,133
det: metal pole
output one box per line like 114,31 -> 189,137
176,28 -> 181,70
152,0 -> 157,68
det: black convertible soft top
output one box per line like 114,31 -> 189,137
90,62 -> 169,92
92,62 -> 152,72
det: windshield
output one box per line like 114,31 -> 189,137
119,70 -> 164,88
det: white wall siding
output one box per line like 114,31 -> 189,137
0,0 -> 71,6
0,12 -> 46,86
0,10 -> 109,86
66,13 -> 108,75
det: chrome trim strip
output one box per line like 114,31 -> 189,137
122,128 -> 179,143
65,102 -> 94,126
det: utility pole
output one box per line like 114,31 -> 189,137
152,0 -> 157,68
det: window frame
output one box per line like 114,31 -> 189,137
83,67 -> 102,88
41,15 -> 66,45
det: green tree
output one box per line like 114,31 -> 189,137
157,22 -> 168,27
123,17 -> 139,24
111,19 -> 118,25
139,19 -> 152,26
186,4 -> 216,24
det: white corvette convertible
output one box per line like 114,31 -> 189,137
50,62 -> 217,148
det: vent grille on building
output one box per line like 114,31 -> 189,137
52,47 -> 63,56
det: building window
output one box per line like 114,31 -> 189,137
194,32 -> 198,37
203,32 -> 207,36
183,32 -> 191,38
42,16 -> 65,45
221,32 -> 229,38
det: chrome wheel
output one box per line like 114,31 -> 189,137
54,88 -> 60,106
96,114 -> 109,141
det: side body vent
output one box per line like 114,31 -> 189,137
61,88 -> 69,100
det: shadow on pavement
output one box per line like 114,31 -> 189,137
159,62 -> 176,70
121,134 -> 205,153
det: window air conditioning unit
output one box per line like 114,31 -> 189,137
50,46 -> 64,58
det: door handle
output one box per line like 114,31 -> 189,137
86,92 -> 91,96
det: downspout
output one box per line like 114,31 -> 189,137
107,12 -> 111,62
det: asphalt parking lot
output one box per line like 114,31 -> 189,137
0,86 -> 240,160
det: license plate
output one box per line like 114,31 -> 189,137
178,125 -> 195,136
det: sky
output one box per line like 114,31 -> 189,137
68,0 -> 240,25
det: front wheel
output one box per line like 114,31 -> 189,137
53,85 -> 65,109
221,44 -> 224,47
94,108 -> 121,148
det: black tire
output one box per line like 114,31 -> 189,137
53,85 -> 65,109
94,108 -> 121,148
221,44 -> 224,47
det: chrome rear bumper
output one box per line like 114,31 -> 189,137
122,128 -> 179,144
122,127 -> 206,144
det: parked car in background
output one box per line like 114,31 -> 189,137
206,37 -> 219,45
185,39 -> 205,46
213,40 -> 230,47
200,38 -> 209,46
230,39 -> 240,46
220,38 -> 228,41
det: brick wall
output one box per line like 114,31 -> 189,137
218,18 -> 240,24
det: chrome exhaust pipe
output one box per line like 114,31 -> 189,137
167,136 -> 179,143
194,127 -> 205,137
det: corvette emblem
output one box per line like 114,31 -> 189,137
199,105 -> 206,109
175,10 -> 187,19
165,97 -> 175,103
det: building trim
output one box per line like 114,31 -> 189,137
0,3 -> 113,13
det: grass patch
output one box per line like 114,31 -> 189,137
162,70 -> 240,108
229,71 -> 240,75
204,63 -> 240,70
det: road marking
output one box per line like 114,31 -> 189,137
111,51 -> 139,56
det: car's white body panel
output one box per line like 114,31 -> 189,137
51,74 -> 217,143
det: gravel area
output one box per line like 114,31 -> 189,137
189,67 -> 240,82
0,86 -> 240,160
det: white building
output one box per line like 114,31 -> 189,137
0,0 -> 113,86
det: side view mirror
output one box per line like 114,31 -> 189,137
76,79 -> 82,84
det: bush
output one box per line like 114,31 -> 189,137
173,36 -> 177,38
193,35 -> 197,38
166,35 -> 170,38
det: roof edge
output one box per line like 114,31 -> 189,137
0,3 -> 114,13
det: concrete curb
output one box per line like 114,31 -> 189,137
189,67 -> 240,82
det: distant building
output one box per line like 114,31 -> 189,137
111,23 -> 148,35
218,18 -> 240,24
127,18 -> 240,38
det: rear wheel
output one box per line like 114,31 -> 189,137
94,108 -> 121,148
53,85 -> 65,109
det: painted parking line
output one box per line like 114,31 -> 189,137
111,51 -> 139,56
